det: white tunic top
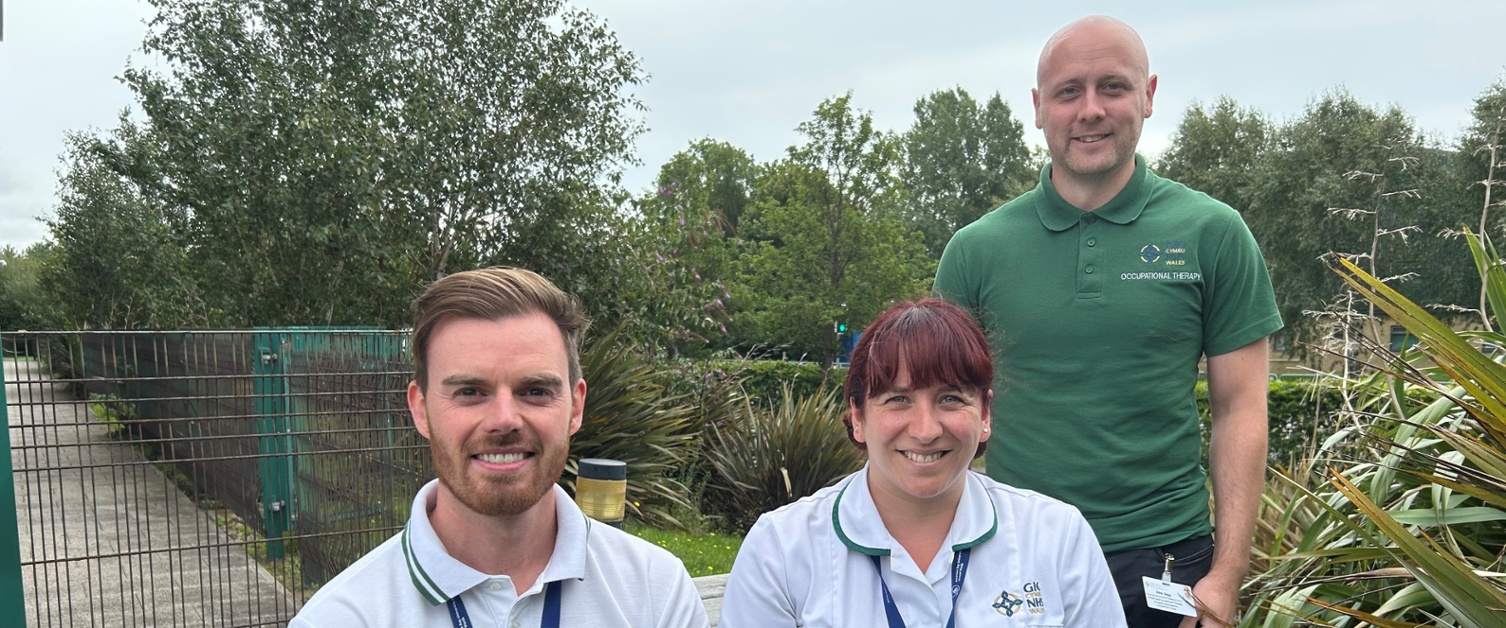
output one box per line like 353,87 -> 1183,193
720,466 -> 1126,627
291,480 -> 709,627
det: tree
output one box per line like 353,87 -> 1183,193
631,140 -> 756,355
47,0 -> 647,328
45,124 -> 204,329
1457,76 -> 1506,327
0,243 -> 60,333
737,94 -> 932,367
1156,95 -> 1272,213
900,88 -> 1033,257
1246,91 -> 1466,349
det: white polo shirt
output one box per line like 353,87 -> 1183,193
291,480 -> 709,628
720,466 -> 1126,627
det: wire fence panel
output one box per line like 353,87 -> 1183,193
2,330 -> 424,627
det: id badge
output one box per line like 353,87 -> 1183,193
1141,576 -> 1197,617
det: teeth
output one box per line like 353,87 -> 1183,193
1078,135 -> 1106,143
904,451 -> 943,463
476,452 -> 527,464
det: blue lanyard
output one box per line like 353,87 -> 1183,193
870,548 -> 971,628
447,579 -> 562,628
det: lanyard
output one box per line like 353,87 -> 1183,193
870,548 -> 972,628
447,579 -> 563,628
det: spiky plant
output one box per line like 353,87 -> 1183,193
565,326 -> 706,528
701,384 -> 866,533
1241,231 -> 1506,627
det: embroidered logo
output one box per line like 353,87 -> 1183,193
1023,580 -> 1047,615
1164,241 -> 1188,266
1138,243 -> 1162,264
993,590 -> 1024,617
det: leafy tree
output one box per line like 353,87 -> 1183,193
1155,95 -> 1272,213
44,125 -> 204,329
1456,76 -> 1506,325
0,243 -> 60,333
1245,91 -> 1463,346
45,0 -> 648,329
627,140 -> 755,355
900,88 -> 1033,257
737,94 -> 932,367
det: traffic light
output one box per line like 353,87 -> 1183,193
837,322 -> 847,333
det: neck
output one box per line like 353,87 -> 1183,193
1050,160 -> 1135,211
868,476 -> 964,572
429,485 -> 558,594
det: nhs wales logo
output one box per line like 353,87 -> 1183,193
993,582 -> 1047,617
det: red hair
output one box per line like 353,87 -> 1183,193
842,298 -> 993,455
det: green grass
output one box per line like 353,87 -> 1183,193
627,524 -> 741,577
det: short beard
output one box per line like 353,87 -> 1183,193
432,431 -> 570,517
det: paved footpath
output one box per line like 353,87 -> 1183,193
6,357 -> 295,627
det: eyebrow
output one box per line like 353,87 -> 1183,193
438,374 -> 566,389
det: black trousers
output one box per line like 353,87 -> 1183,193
1103,534 -> 1216,628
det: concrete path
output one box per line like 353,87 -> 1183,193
6,357 -> 296,627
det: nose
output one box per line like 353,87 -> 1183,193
480,393 -> 525,434
1078,89 -> 1106,123
908,401 -> 944,443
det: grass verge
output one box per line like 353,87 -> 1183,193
627,524 -> 741,577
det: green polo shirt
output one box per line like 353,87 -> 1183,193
934,156 -> 1282,552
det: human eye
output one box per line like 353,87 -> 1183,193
453,386 -> 485,400
1101,81 -> 1128,94
881,393 -> 910,405
1057,85 -> 1081,99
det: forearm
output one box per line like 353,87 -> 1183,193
1205,340 -> 1270,582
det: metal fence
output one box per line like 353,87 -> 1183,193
1,330 -> 427,627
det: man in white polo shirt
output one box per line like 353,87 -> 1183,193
291,267 -> 708,627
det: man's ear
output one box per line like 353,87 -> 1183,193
1032,87 -> 1044,129
408,380 -> 431,440
568,378 -> 587,436
1143,74 -> 1158,118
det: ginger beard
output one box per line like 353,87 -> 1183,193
428,424 -> 570,517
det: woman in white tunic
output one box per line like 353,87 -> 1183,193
720,298 -> 1126,627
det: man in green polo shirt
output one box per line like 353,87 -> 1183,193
934,15 -> 1282,628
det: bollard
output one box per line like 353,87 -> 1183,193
575,458 -> 627,528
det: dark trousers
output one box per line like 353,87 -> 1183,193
1103,534 -> 1215,628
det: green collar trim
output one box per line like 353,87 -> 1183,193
402,523 -> 448,606
831,472 -> 999,556
832,481 -> 889,557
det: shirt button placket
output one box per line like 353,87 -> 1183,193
1079,215 -> 1104,296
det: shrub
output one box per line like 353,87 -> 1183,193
566,326 -> 706,528
701,384 -> 865,533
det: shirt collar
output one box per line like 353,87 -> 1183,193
401,480 -> 592,605
1035,154 -> 1151,231
831,464 -> 996,557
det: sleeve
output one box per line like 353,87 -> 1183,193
933,230 -> 978,311
1058,508 -> 1129,627
718,515 -> 800,628
655,562 -> 712,628
1203,213 -> 1283,356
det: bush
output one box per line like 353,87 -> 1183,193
1196,377 -> 1350,466
566,327 -> 707,528
701,384 -> 865,533
663,357 -> 835,408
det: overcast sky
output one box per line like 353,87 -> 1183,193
2,0 -> 1504,251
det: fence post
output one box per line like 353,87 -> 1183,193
0,337 -> 29,627
252,331 -> 291,560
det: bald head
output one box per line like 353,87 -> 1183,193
1036,16 -> 1150,88
1030,15 -> 1157,205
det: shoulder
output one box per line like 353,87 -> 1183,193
292,532 -> 409,624
586,519 -> 694,577
1144,171 -> 1244,222
951,189 -> 1040,242
752,476 -> 847,535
